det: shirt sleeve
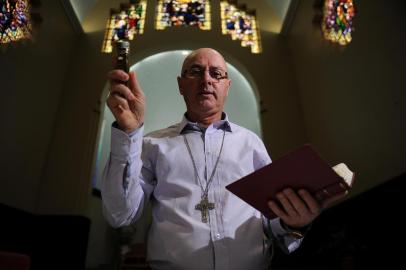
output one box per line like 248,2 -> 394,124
101,123 -> 155,228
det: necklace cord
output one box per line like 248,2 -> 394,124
183,130 -> 226,198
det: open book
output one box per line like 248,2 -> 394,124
226,144 -> 355,219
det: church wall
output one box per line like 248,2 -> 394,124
287,0 -> 406,195
0,0 -> 77,212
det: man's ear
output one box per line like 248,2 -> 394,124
177,76 -> 184,95
226,79 -> 231,96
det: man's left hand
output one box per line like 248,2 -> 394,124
267,188 -> 321,229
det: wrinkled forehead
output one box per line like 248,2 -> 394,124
181,49 -> 227,73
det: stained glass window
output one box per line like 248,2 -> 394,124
156,0 -> 211,30
0,0 -> 31,44
101,0 -> 147,53
220,1 -> 261,54
322,0 -> 355,45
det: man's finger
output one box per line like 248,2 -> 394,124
110,84 -> 135,101
107,69 -> 129,82
277,192 -> 299,218
298,189 -> 320,215
107,93 -> 130,112
283,188 -> 308,215
267,200 -> 288,220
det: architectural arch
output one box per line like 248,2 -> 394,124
93,49 -> 263,190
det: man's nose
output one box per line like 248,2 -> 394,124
200,70 -> 213,85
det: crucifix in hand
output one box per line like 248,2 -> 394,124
195,196 -> 215,223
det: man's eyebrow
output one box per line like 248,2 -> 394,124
188,64 -> 204,69
188,64 -> 226,71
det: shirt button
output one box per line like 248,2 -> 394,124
215,233 -> 221,239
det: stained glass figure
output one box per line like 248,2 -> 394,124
0,0 -> 32,44
322,0 -> 355,45
156,0 -> 211,30
102,0 -> 147,53
220,1 -> 261,54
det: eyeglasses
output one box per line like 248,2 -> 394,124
182,67 -> 228,82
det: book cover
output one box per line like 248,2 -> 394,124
226,144 -> 354,219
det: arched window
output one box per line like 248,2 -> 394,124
220,1 -> 262,54
155,0 -> 211,30
101,0 -> 147,53
322,0 -> 355,45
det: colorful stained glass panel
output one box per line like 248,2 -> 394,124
101,0 -> 147,53
0,0 -> 32,44
156,0 -> 211,30
220,1 -> 261,54
322,0 -> 355,45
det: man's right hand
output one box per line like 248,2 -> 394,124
107,70 -> 145,133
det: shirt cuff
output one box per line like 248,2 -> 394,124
111,122 -> 144,161
270,218 -> 288,235
270,218 -> 304,253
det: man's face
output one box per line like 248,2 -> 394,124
177,49 -> 231,117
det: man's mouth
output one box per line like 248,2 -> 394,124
198,91 -> 215,97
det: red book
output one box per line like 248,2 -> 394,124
226,144 -> 354,219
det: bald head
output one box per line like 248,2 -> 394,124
181,48 -> 227,74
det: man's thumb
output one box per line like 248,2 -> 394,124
129,71 -> 143,96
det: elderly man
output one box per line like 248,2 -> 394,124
102,48 -> 323,270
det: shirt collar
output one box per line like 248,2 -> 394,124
178,112 -> 232,134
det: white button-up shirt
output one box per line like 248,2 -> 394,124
102,114 -> 302,270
